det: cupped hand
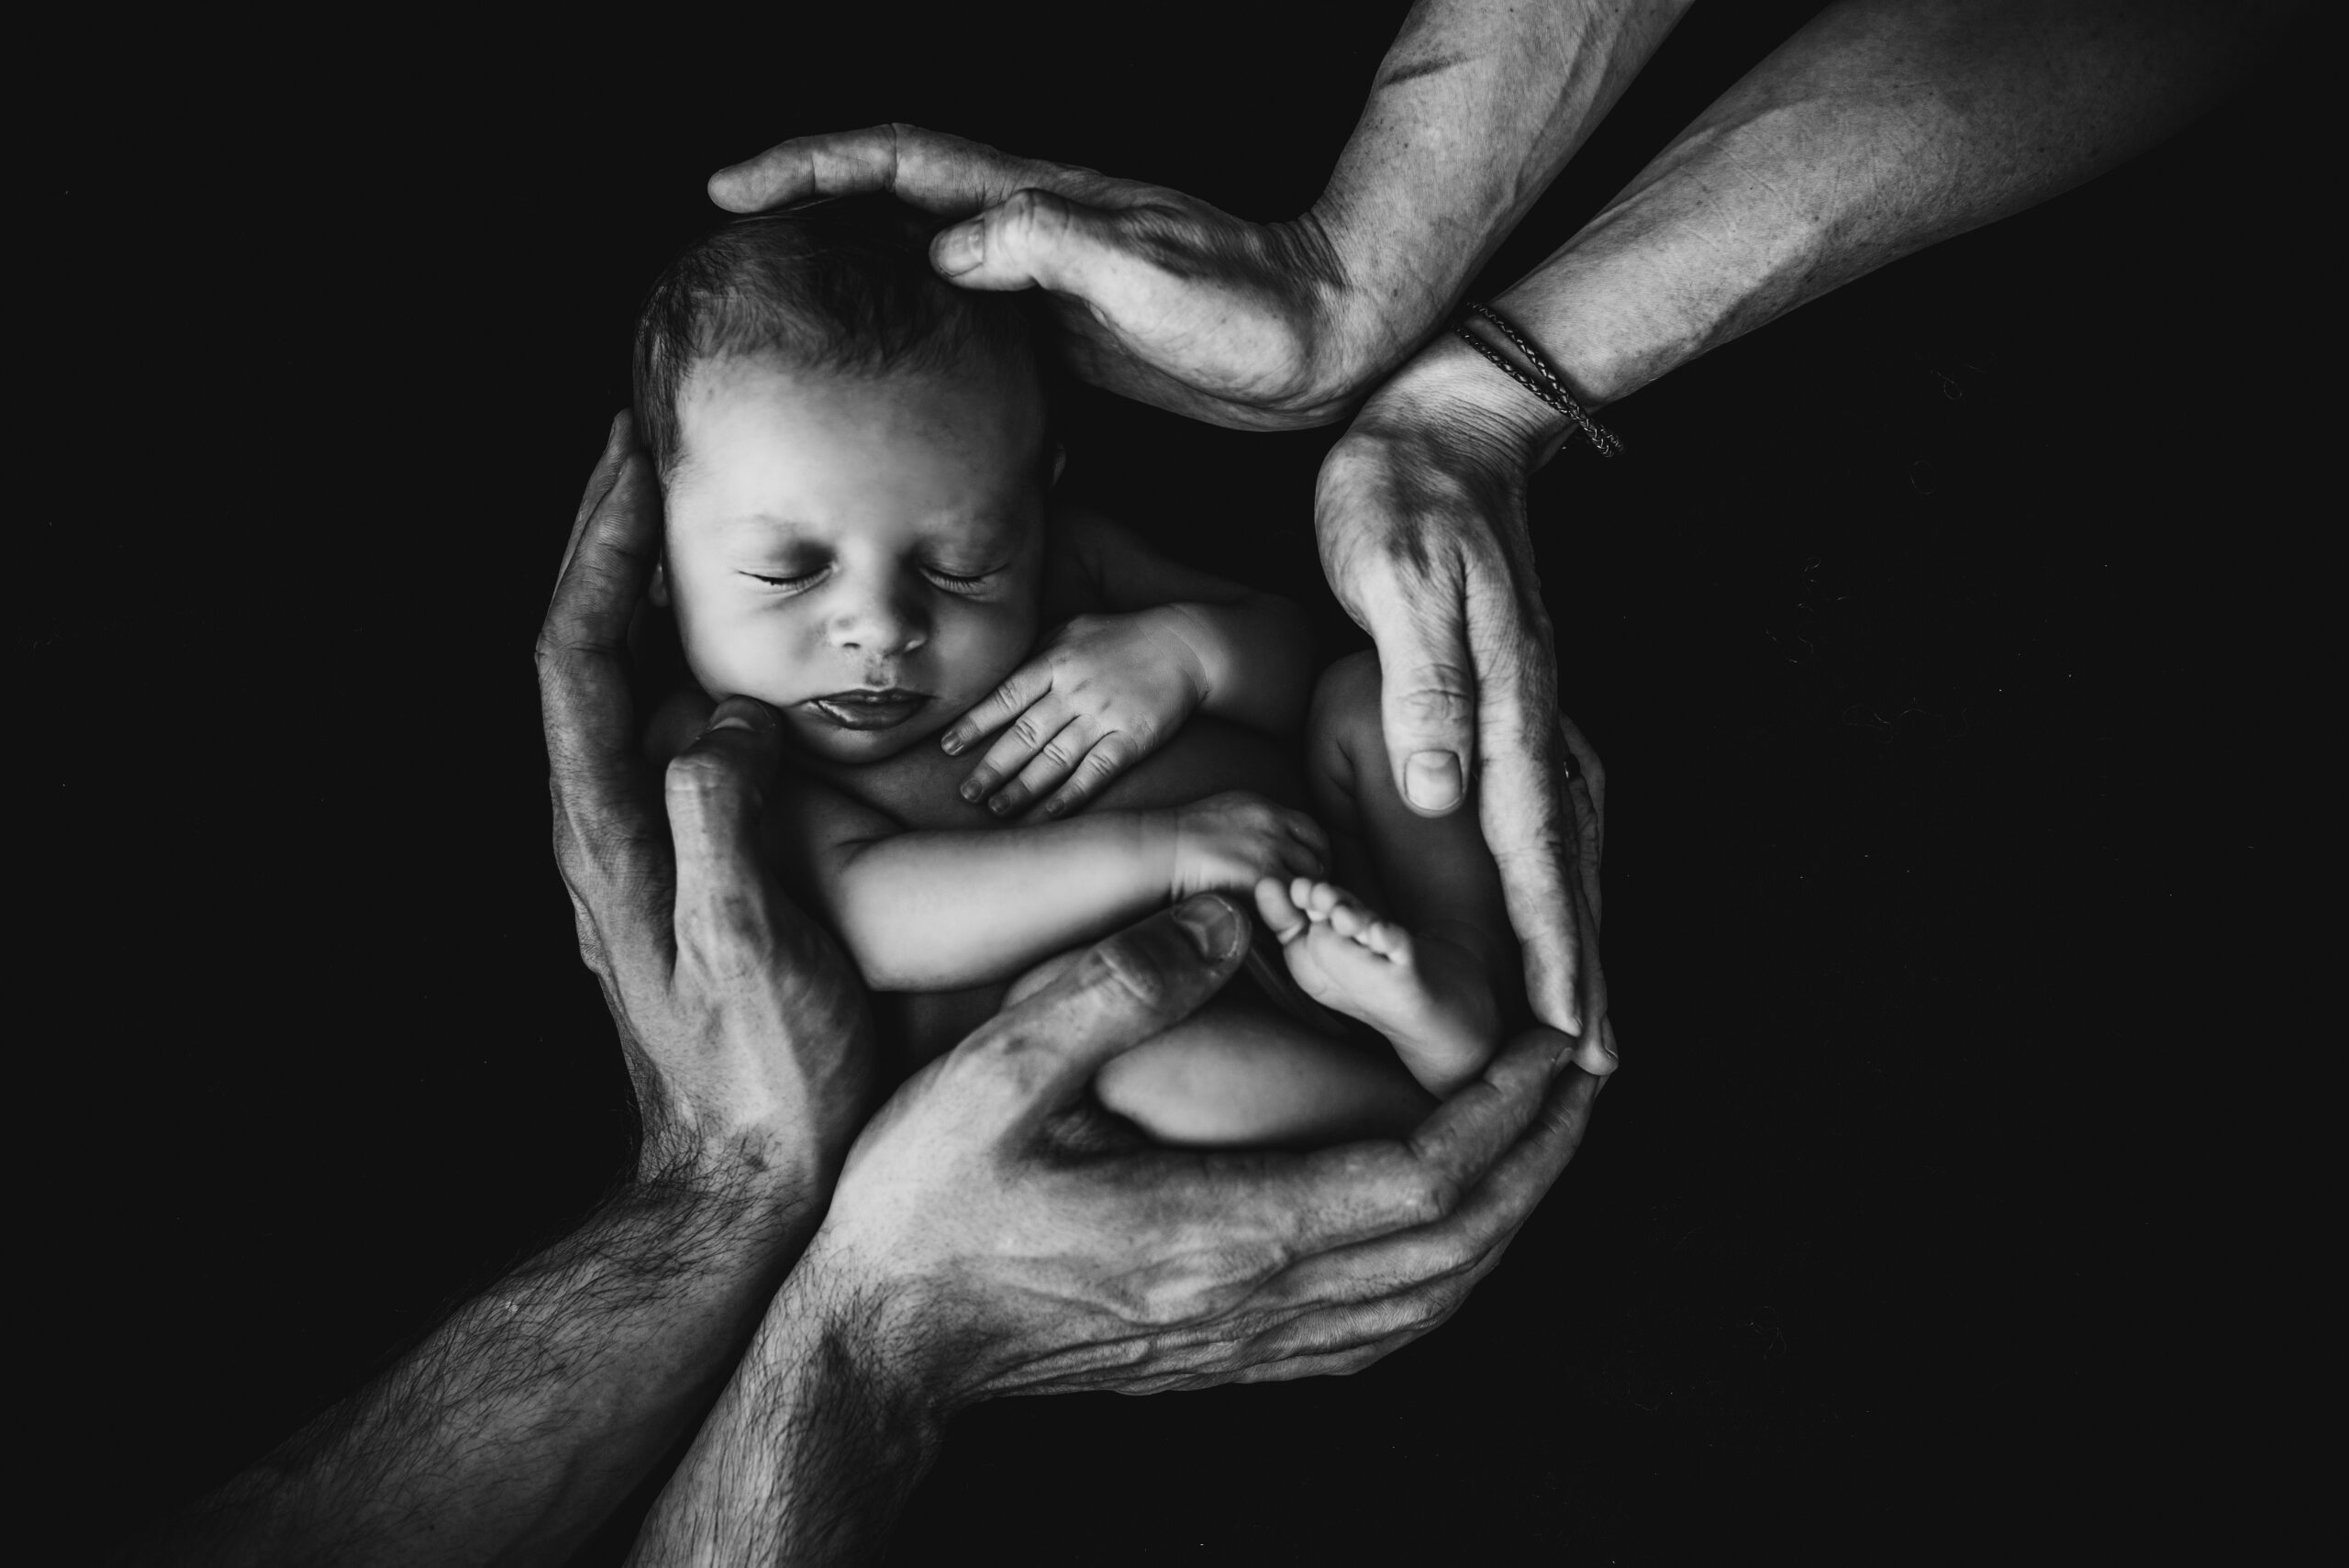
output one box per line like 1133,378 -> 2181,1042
941,608 -> 1207,818
1316,332 -> 1616,1072
784,893 -> 1606,1409
707,124 -> 1377,430
538,413 -> 877,1184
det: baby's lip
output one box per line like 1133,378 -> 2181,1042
803,687 -> 930,730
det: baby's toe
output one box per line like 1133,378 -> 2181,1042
1364,919 -> 1409,959
1306,880 -> 1345,919
1255,877 -> 1307,939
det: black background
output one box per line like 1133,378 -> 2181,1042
36,3 -> 2317,1560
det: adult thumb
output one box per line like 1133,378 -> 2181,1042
1369,604 -> 1480,817
930,186 -> 1128,297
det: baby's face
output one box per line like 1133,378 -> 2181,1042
661,352 -> 1049,764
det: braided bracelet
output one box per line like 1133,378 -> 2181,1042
1450,301 -> 1623,457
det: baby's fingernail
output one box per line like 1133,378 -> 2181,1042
1173,896 -> 1244,962
988,795 -> 1013,816
934,222 -> 984,275
1405,751 -> 1463,810
1043,798 -> 1066,817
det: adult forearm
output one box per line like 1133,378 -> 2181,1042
1309,0 -> 1695,381
1492,0 -> 2291,416
831,816 -> 1171,990
125,1155 -> 827,1567
629,1260 -> 943,1566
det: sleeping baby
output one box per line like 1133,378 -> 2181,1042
632,195 -> 1523,1146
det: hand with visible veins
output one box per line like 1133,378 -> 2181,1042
629,892 -> 1611,1562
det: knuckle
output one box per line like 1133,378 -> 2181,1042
1087,931 -> 1176,1015
1396,676 -> 1475,731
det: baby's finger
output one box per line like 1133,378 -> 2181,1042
960,693 -> 1071,804
1039,732 -> 1141,818
990,717 -> 1098,817
942,661 -> 1052,757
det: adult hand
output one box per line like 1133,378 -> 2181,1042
540,411 -> 876,1185
786,880 -> 1609,1410
706,124 -> 1383,430
1316,330 -> 1616,1072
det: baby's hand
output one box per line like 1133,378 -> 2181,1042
1167,791 -> 1328,899
942,609 -> 1209,817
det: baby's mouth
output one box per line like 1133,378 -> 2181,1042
803,687 -> 930,731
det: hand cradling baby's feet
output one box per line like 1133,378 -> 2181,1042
1253,877 -> 1498,1096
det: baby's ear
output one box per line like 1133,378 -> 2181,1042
648,553 -> 671,608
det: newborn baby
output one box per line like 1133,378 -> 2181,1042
634,196 -> 1523,1145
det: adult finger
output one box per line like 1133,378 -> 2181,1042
928,187 -> 1154,301
1355,554 -> 1480,817
1255,1057 -> 1604,1313
559,410 -> 632,586
941,658 -> 1051,757
664,698 -> 787,979
1117,1032 -> 1577,1277
1476,691 -> 1584,1040
539,418 -> 669,974
707,124 -> 1062,217
942,894 -> 1251,1137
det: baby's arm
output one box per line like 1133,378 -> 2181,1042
945,510 -> 1319,817
1062,509 -> 1318,736
780,773 -> 1325,992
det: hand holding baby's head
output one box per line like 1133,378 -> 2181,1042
633,196 -> 1059,763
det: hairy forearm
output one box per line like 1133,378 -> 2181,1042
1165,597 -> 1315,735
1310,0 -> 1695,378
124,1157 -> 827,1567
1493,0 -> 2293,416
829,814 -> 1172,990
629,1255 -> 941,1567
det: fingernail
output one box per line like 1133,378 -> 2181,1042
988,795 -> 1013,815
708,716 -> 754,733
960,780 -> 984,802
1173,896 -> 1244,962
934,222 -> 984,275
1405,751 -> 1463,810
1043,798 -> 1066,817
941,732 -> 964,755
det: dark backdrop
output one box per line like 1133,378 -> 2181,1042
37,4 -> 2315,1560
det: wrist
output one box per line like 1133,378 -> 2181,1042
1355,329 -> 1574,476
1273,203 -> 1442,414
1141,603 -> 1219,713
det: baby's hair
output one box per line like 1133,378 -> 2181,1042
632,194 -> 1044,480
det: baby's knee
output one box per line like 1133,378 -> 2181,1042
1308,650 -> 1391,778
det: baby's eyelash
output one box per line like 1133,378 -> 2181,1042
743,568 -> 825,590
923,565 -> 1002,592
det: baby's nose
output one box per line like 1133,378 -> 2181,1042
827,581 -> 930,657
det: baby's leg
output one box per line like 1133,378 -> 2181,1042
1008,948 -> 1433,1148
1258,651 -> 1518,1096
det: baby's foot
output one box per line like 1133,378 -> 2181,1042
1254,877 -> 1498,1096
